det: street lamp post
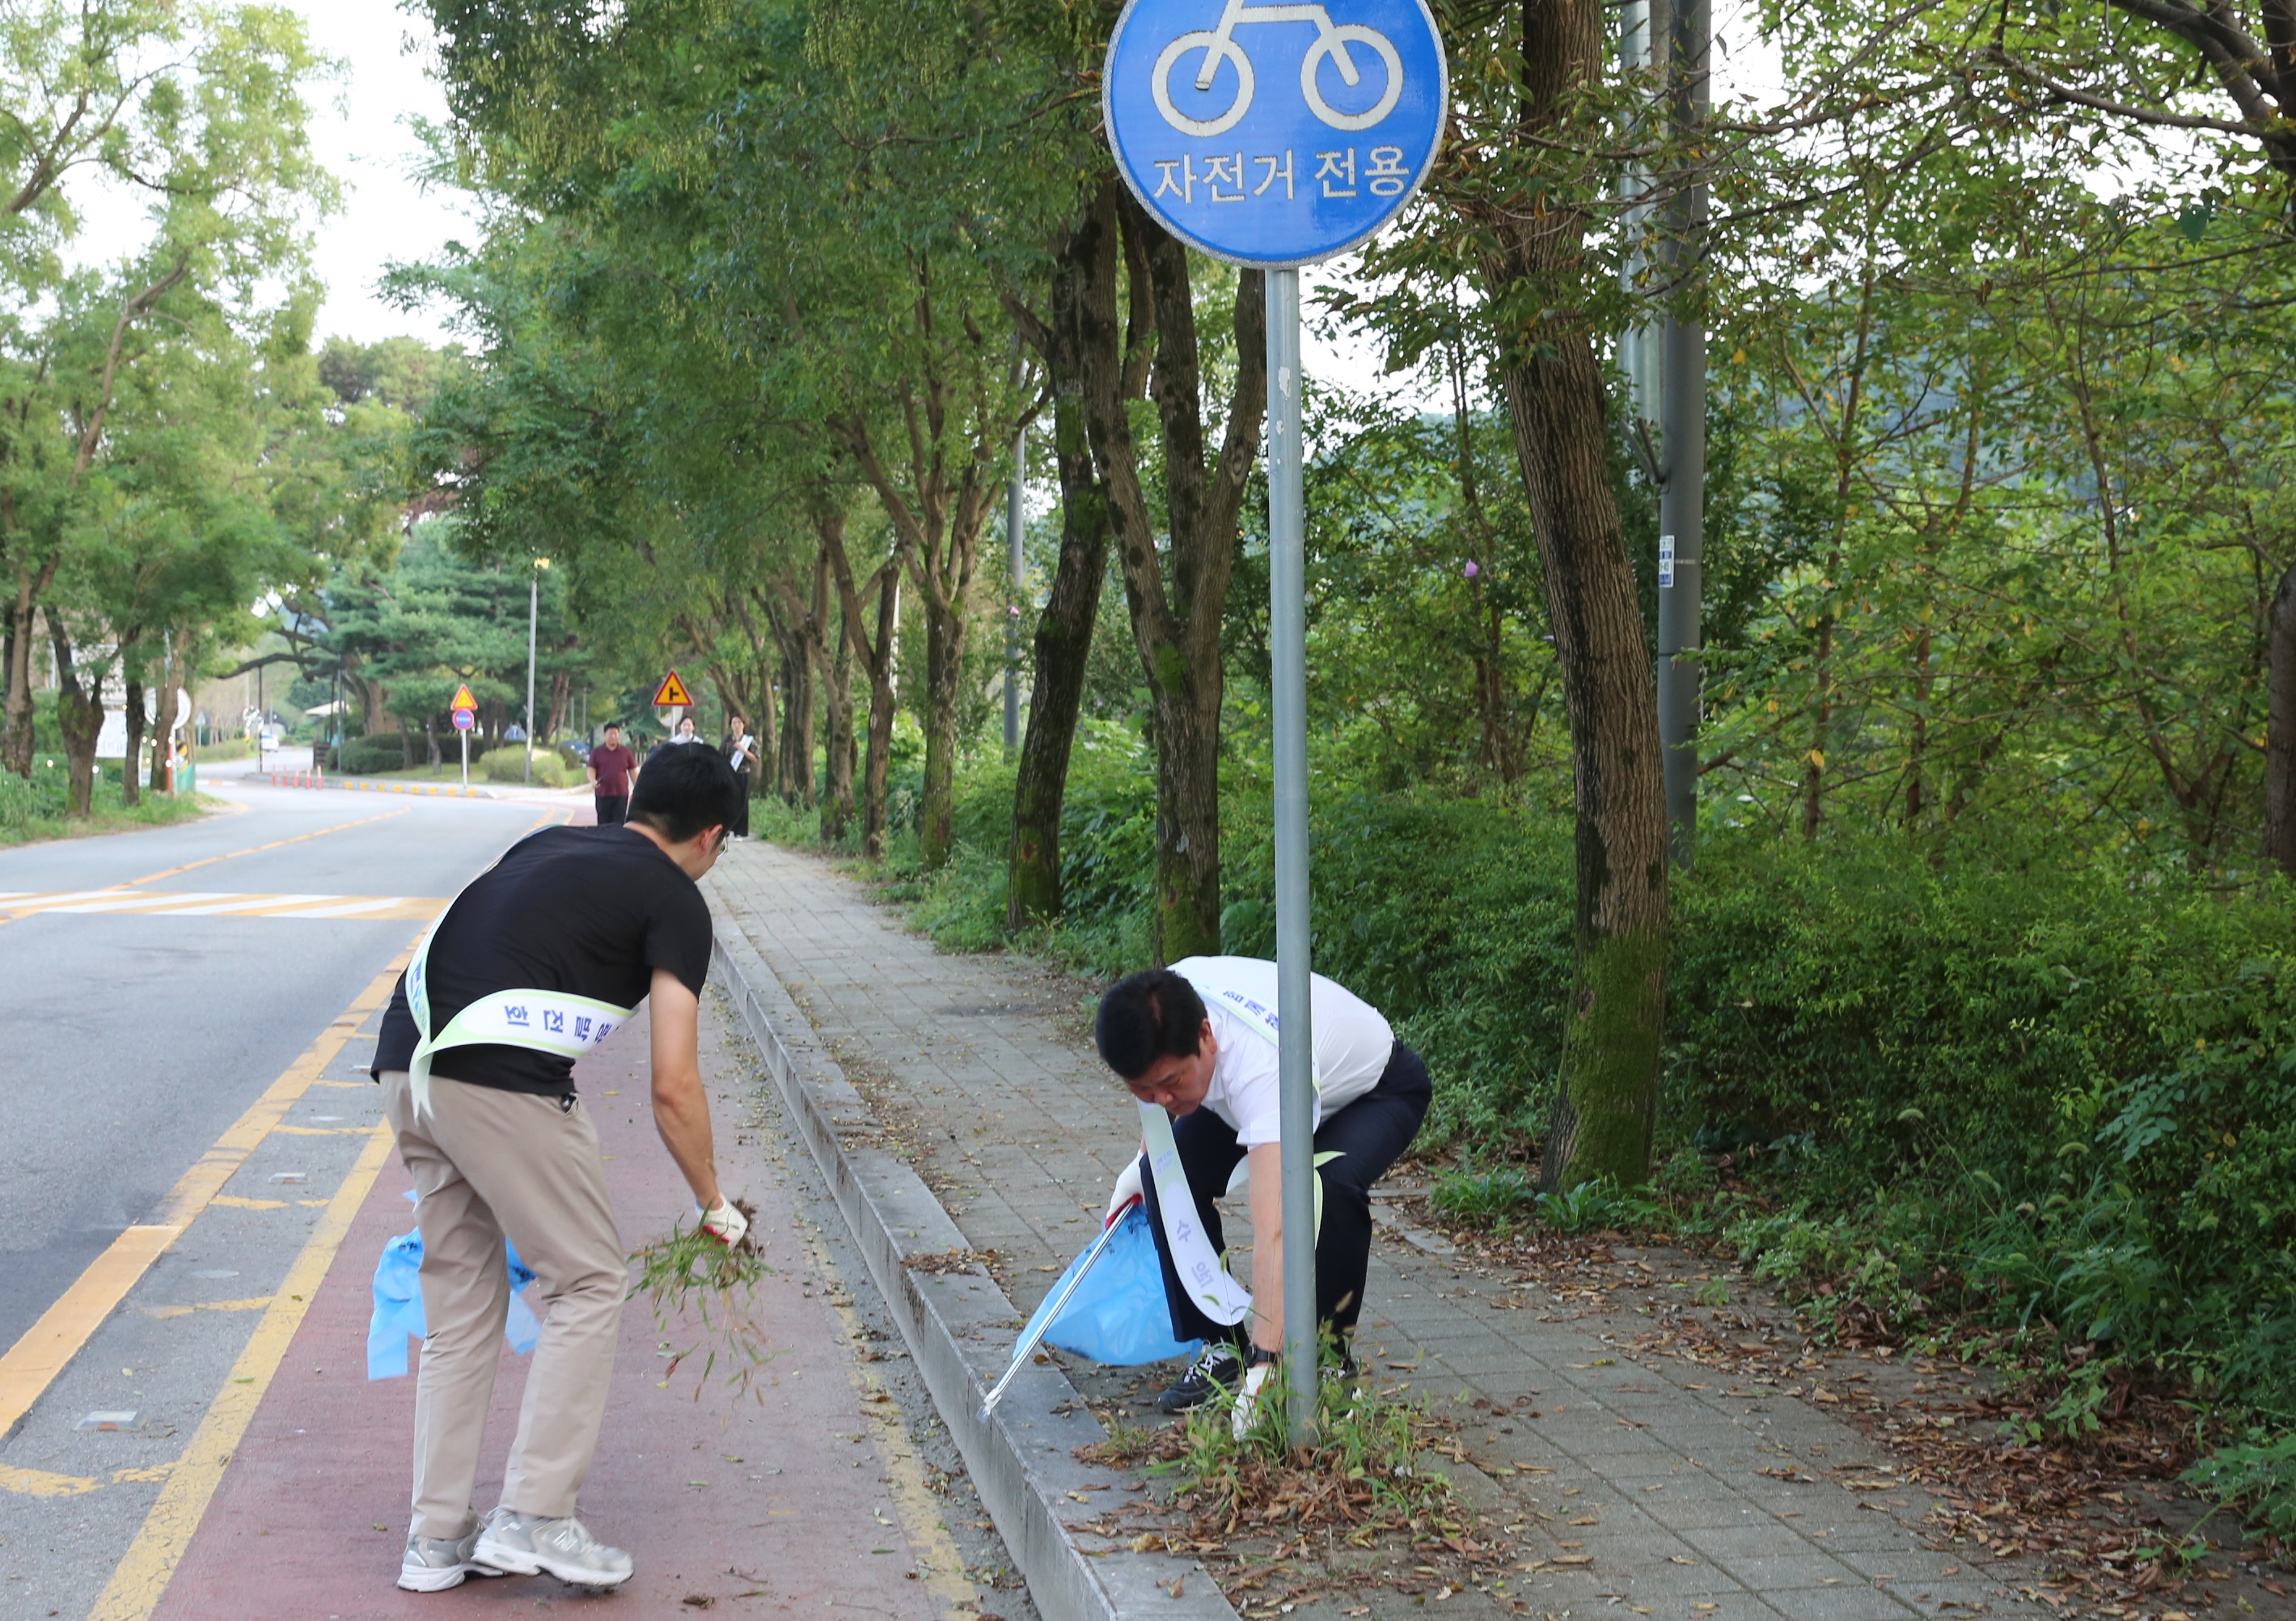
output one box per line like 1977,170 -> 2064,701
526,557 -> 550,785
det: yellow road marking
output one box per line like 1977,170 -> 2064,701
0,1461 -> 99,1496
88,1123 -> 395,1621
209,1196 -> 285,1211
0,950 -> 411,1442
125,806 -> 411,887
0,1459 -> 180,1499
137,1297 -> 273,1321
793,1210 -> 979,1615
0,888 -> 445,921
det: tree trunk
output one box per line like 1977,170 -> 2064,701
795,546 -> 826,808
919,590 -> 965,866
822,553 -> 858,842
4,585 -> 47,777
1079,180 -> 1265,962
45,611 -> 101,817
122,671 -> 145,808
1472,0 -> 1666,1192
861,566 -> 899,857
2266,560 -> 2296,878
150,639 -> 181,794
400,718 -> 413,769
1008,198 -> 1123,929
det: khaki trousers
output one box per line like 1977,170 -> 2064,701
379,1071 -> 627,1538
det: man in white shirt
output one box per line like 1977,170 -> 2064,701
1093,956 -> 1430,1416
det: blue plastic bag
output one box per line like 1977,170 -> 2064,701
1023,1203 -> 1201,1367
366,1227 -> 543,1380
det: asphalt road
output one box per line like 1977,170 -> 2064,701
0,774 -> 567,1355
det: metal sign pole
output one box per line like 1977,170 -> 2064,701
1266,267 -> 1317,1448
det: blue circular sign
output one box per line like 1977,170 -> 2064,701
1105,0 -> 1446,268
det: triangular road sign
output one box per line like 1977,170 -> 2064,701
450,684 -> 478,712
652,669 -> 694,709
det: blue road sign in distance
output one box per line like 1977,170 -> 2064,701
1106,0 -> 1445,269
451,707 -> 475,733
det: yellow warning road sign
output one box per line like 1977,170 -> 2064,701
652,670 -> 694,709
450,684 -> 479,712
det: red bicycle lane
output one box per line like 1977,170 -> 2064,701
149,1007 -> 959,1620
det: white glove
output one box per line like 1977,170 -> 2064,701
696,1196 -> 748,1246
1231,1362 -> 1271,1441
1104,1154 -> 1144,1226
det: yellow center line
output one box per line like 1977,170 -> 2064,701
124,806 -> 412,887
89,1122 -> 396,1621
0,943 -> 415,1442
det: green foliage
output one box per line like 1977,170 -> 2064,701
1427,1166 -> 1533,1229
2185,1433 -> 2296,1542
1533,1179 -> 1665,1237
0,757 -> 201,843
333,734 -> 409,775
481,747 -> 567,787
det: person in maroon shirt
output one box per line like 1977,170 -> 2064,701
585,722 -> 637,825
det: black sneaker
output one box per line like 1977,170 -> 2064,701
1156,1343 -> 1244,1413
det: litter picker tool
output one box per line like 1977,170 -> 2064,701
978,1194 -> 1141,1420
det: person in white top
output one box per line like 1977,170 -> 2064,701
1093,956 -> 1430,1422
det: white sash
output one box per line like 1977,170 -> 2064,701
1139,1100 -> 1253,1327
1194,980 -> 1319,1092
405,888 -> 636,1120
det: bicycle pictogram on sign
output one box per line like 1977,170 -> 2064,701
1152,0 -> 1404,137
1105,0 -> 1446,268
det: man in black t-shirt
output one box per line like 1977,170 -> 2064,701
374,745 -> 748,1593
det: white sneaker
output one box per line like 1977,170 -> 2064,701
473,1507 -> 635,1588
398,1513 -> 508,1592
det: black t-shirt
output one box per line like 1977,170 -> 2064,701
373,824 -> 714,1097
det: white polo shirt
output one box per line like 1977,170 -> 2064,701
1169,955 -> 1395,1147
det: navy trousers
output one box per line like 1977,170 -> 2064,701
1140,1041 -> 1431,1346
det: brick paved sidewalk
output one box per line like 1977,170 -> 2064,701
708,840 -> 2052,1621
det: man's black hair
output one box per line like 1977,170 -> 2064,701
603,720 -> 622,733
628,742 -> 742,843
1094,969 -> 1207,1081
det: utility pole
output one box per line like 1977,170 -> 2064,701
526,557 -> 550,784
1619,1 -> 1660,443
1005,427 -> 1025,753
1650,0 -> 1707,870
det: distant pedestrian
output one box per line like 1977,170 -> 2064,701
374,743 -> 750,1593
723,716 -> 759,838
665,715 -> 700,745
586,723 -> 636,826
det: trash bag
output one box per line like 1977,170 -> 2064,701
1027,1203 -> 1201,1367
366,1228 -> 543,1380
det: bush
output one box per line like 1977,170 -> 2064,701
482,747 -> 568,787
333,733 -> 411,774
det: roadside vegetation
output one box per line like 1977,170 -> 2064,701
0,757 -> 207,848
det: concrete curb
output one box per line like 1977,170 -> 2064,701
710,920 -> 1237,1621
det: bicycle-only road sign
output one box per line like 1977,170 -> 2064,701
1105,0 -> 1445,267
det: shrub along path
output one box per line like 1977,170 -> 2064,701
705,840 -> 2235,1621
